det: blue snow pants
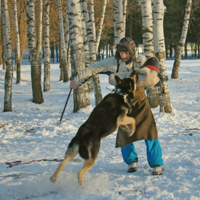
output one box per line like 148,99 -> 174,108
121,138 -> 163,167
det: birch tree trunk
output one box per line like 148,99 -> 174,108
140,0 -> 159,108
27,0 -> 44,104
96,0 -> 107,53
171,0 -> 192,79
65,5 -> 70,53
81,13 -> 90,69
58,0 -> 68,82
37,0 -> 43,79
65,5 -> 70,81
2,0 -> 13,112
13,0 -> 21,84
114,0 -> 125,45
43,0 -> 51,91
81,11 -> 93,92
140,0 -> 154,57
123,0 -> 128,32
81,0 -> 102,105
90,0 -> 96,41
68,0 -> 90,112
153,0 -> 172,113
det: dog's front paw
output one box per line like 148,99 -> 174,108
120,125 -> 129,132
120,124 -> 135,137
127,126 -> 135,137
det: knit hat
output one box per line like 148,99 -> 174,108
115,37 -> 136,62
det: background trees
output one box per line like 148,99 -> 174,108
0,0 -> 199,112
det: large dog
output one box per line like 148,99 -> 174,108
50,73 -> 137,187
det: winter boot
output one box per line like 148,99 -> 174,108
127,162 -> 137,173
152,165 -> 164,175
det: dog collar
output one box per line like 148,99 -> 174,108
115,88 -> 132,108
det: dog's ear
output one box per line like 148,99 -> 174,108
115,75 -> 122,84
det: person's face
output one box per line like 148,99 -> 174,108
119,51 -> 131,62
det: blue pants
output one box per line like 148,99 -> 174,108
121,138 -> 163,167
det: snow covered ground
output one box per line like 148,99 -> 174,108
0,58 -> 200,200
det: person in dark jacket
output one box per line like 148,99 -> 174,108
70,37 -> 164,175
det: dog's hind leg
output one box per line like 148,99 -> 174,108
78,141 -> 100,187
78,158 -> 96,187
117,116 -> 136,137
50,137 -> 79,182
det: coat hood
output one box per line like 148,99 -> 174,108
115,37 -> 136,62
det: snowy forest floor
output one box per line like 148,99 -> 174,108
0,58 -> 200,200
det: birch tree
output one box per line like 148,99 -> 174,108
114,0 -> 125,44
65,5 -> 70,54
81,11 -> 93,92
13,0 -> 21,84
65,4 -> 70,81
81,0 -> 102,105
43,0 -> 51,91
140,0 -> 154,56
2,0 -> 13,112
68,0 -> 90,112
171,0 -> 192,79
37,0 -> 43,78
27,0 -> 44,104
58,0 -> 68,82
123,0 -> 128,32
139,0 -> 160,108
89,0 -> 103,105
96,0 -> 107,52
90,0 -> 96,41
153,0 -> 172,113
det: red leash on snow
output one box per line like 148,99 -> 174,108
6,159 -> 63,168
6,160 -> 37,167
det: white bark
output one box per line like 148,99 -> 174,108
68,0 -> 90,112
65,6 -> 70,82
96,0 -> 107,53
114,0 -> 125,45
153,0 -> 172,113
58,0 -> 68,82
81,0 -> 103,105
81,13 -> 90,68
90,0 -> 96,41
37,0 -> 43,70
172,0 -> 192,79
44,0 -> 51,91
178,0 -> 192,52
2,0 -> 13,112
140,0 -> 154,57
27,0 -> 44,104
13,0 -> 21,84
81,11 -> 93,92
65,5 -> 70,55
123,0 -> 128,32
81,0 -> 96,63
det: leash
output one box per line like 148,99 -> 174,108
6,159 -> 63,168
58,88 -> 72,125
167,113 -> 200,132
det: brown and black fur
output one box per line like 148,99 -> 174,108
50,74 -> 137,187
